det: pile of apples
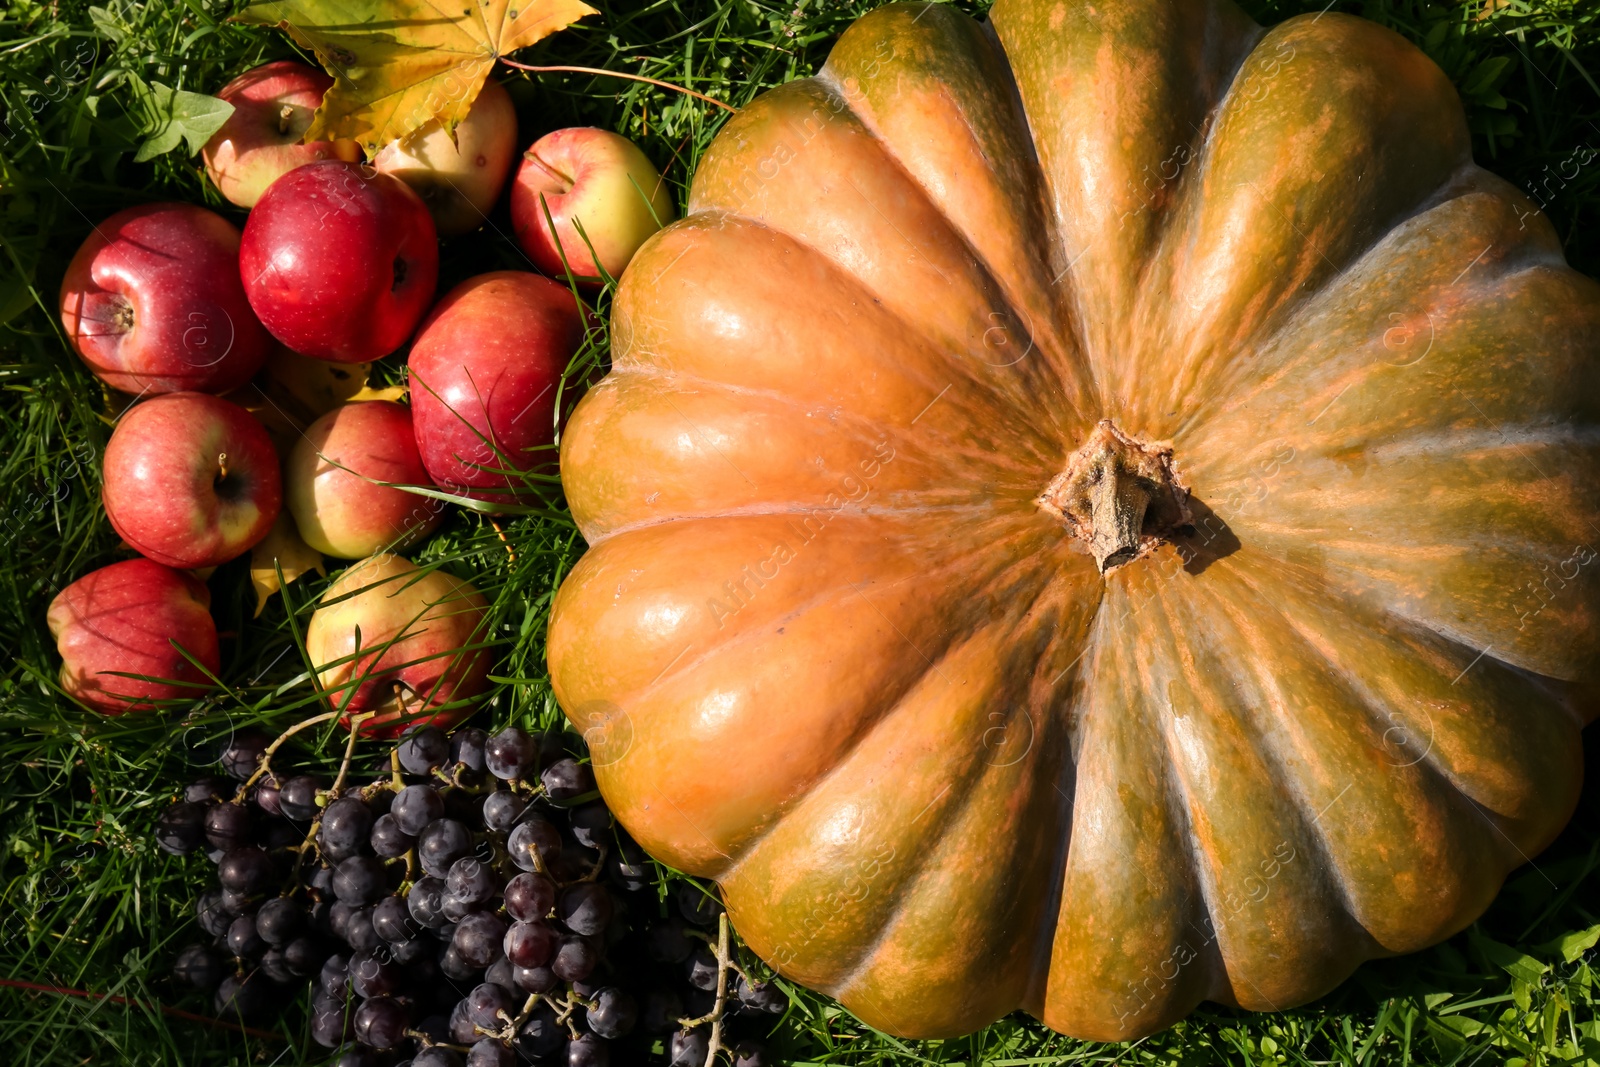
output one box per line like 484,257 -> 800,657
46,60 -> 674,735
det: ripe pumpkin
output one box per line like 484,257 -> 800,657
547,0 -> 1600,1041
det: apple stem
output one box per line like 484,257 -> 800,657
278,104 -> 294,135
216,452 -> 229,482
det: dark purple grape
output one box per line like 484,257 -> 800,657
466,981 -> 516,1031
736,975 -> 786,1013
567,802 -> 612,849
390,935 -> 432,964
279,775 -> 323,821
449,997 -> 478,1042
731,1040 -> 768,1067
682,986 -> 716,1020
540,758 -> 593,801
513,964 -> 558,994
253,776 -> 283,817
370,813 -> 414,858
440,945 -> 480,980
203,803 -> 253,851
308,863 -> 336,898
214,971 -> 271,1021
355,995 -> 410,1050
447,857 -> 498,906
219,729 -> 270,781
685,947 -> 718,991
467,1039 -> 516,1067
572,978 -> 603,1000
350,949 -> 401,997
395,780 -> 448,838
346,906 -> 382,952
675,883 -> 720,927
156,801 -> 209,855
484,956 -> 515,990
174,943 -> 226,989
646,920 -> 693,963
585,987 -> 636,1039
503,920 -> 557,969
226,914 -> 265,958
309,898 -> 334,935
451,728 -> 488,776
320,797 -> 375,861
329,900 -> 359,940
283,935 -> 325,976
333,856 -> 388,904
310,1000 -> 353,1047
567,1033 -> 608,1067
444,786 -> 487,829
418,818 -> 473,877
217,848 -> 275,894
254,897 -> 302,945
260,946 -> 294,982
551,935 -> 597,982
453,913 -> 508,969
556,883 -> 612,937
262,820 -> 301,850
373,895 -> 416,942
219,886 -> 255,915
481,791 -> 526,833
513,1003 -> 564,1059
506,817 -> 561,872
409,876 -> 449,927
337,1049 -> 382,1067
504,872 -> 556,921
641,988 -> 683,1034
319,953 -> 351,995
435,920 -> 459,943
612,838 -> 650,893
485,727 -> 535,781
414,1049 -> 465,1067
443,891 -> 484,923
668,1029 -> 709,1067
185,776 -> 231,803
178,885 -> 234,936
399,725 -> 450,775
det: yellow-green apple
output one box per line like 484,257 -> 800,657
103,393 -> 282,568
372,79 -> 517,237
202,60 -> 362,209
48,559 -> 220,714
286,400 -> 442,558
407,271 -> 586,509
60,203 -> 272,394
305,553 -> 489,737
240,161 -> 438,362
510,128 -> 675,285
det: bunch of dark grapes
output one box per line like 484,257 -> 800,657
158,723 -> 787,1065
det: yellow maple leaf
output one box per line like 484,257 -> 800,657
251,511 -> 327,617
236,0 -> 598,154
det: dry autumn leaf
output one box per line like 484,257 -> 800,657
250,510 -> 326,617
235,0 -> 598,154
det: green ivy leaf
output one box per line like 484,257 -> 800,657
133,81 -> 233,163
1538,925 -> 1600,965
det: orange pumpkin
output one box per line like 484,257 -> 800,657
547,0 -> 1600,1041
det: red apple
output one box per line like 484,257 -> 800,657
286,400 -> 442,558
305,552 -> 489,737
240,160 -> 439,362
48,559 -> 220,714
202,60 -> 362,209
103,392 -> 282,568
510,127 -> 676,286
60,203 -> 272,394
407,271 -> 586,509
372,78 -> 517,237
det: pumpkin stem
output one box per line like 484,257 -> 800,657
1037,420 -> 1192,574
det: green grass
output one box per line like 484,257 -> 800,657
2,0 -> 1598,1064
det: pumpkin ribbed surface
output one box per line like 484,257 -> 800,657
548,0 -> 1600,1040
